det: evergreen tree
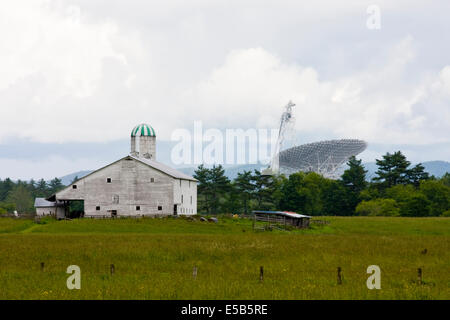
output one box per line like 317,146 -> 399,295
251,170 -> 275,210
373,151 -> 411,189
233,171 -> 255,214
208,165 -> 231,214
48,177 -> 64,194
0,178 -> 14,202
193,164 -> 230,214
407,163 -> 429,187
340,156 -> 367,214
35,179 -> 49,197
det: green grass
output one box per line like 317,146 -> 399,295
0,216 -> 449,299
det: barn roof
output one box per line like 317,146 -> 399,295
253,210 -> 311,219
34,198 -> 56,208
47,155 -> 197,201
130,156 -> 197,181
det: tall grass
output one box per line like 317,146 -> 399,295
0,216 -> 448,299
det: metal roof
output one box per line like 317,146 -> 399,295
34,198 -> 56,208
253,210 -> 311,218
130,156 -> 198,181
131,123 -> 156,137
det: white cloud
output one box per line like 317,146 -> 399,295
182,43 -> 450,145
0,0 -> 449,153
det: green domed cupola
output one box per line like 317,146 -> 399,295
131,123 -> 156,137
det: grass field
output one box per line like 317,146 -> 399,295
0,216 -> 449,300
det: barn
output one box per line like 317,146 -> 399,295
35,124 -> 198,218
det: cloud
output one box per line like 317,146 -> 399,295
182,42 -> 450,145
0,0 -> 449,153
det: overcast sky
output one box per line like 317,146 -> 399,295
0,0 -> 449,179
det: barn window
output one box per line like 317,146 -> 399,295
151,178 -> 154,183
72,185 -> 77,189
158,206 -> 162,211
112,195 -> 119,204
96,206 -> 100,211
136,206 -> 140,211
107,178 -> 112,183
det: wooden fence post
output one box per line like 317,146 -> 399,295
417,268 -> 422,285
40,262 -> 45,272
337,267 -> 342,285
193,266 -> 197,279
110,264 -> 115,275
260,266 -> 264,282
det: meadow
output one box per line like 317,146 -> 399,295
0,216 -> 449,300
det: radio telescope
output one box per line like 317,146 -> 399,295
278,139 -> 367,179
263,101 -> 367,179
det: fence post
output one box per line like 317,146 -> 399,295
40,262 -> 45,272
337,267 -> 342,285
417,268 -> 422,285
260,266 -> 264,282
193,266 -> 197,279
110,264 -> 115,275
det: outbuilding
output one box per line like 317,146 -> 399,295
252,210 -> 311,229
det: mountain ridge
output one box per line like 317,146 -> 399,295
59,160 -> 450,185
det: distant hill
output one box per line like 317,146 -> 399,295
360,161 -> 450,180
59,161 -> 450,185
59,170 -> 92,185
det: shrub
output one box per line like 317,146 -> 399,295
441,210 -> 450,217
355,199 -> 400,216
419,180 -> 450,216
399,193 -> 431,217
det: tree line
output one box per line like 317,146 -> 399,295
193,151 -> 450,217
0,177 -> 66,214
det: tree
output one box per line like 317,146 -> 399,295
193,165 -> 210,213
341,156 -> 367,193
407,163 -> 429,187
419,180 -> 450,216
373,151 -> 411,189
6,185 -> 34,213
35,179 -> 49,197
251,170 -> 276,210
385,185 -> 431,217
355,199 -> 400,216
322,180 -> 349,216
400,194 -> 431,217
279,172 -> 326,215
0,178 -> 14,202
193,164 -> 230,214
441,172 -> 450,187
341,156 -> 367,214
48,178 -> 64,194
233,171 -> 255,214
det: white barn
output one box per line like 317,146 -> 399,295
36,124 -> 197,218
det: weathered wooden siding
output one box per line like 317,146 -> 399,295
173,178 -> 197,215
55,158 -> 175,217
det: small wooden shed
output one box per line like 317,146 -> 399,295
252,210 -> 311,229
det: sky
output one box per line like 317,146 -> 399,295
0,0 -> 449,179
